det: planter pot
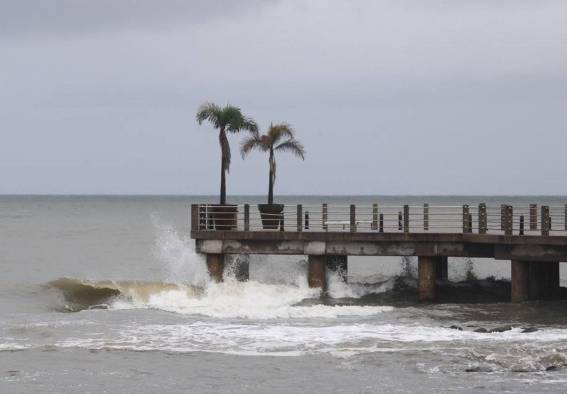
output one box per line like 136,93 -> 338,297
207,204 -> 237,230
258,204 -> 284,230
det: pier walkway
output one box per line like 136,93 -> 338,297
190,203 -> 567,302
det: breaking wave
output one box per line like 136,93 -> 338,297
47,278 -> 203,312
44,222 -> 398,318
46,277 -> 394,319
45,224 -> 515,317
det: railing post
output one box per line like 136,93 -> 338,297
244,204 -> 250,231
305,211 -> 310,230
463,205 -> 470,233
478,203 -> 487,234
191,204 -> 199,232
379,214 -> 384,233
530,204 -> 538,231
519,215 -> 525,235
564,204 -> 567,231
350,204 -> 356,233
423,203 -> 429,231
297,204 -> 303,232
504,205 -> 513,236
542,206 -> 550,236
403,205 -> 409,233
372,203 -> 378,231
398,211 -> 402,231
322,203 -> 328,231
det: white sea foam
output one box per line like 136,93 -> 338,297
0,343 -> 30,351
54,322 -> 567,358
110,278 -> 392,319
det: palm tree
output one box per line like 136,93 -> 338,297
196,102 -> 258,205
241,123 -> 305,204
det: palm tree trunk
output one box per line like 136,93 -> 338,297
268,168 -> 273,204
219,128 -> 227,205
220,159 -> 226,205
268,150 -> 274,204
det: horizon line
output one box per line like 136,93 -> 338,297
1,193 -> 567,198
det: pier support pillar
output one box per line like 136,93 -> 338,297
326,255 -> 348,282
418,256 -> 436,301
435,256 -> 448,280
512,260 -> 559,302
206,254 -> 224,282
511,260 -> 529,302
529,261 -> 559,300
308,255 -> 327,289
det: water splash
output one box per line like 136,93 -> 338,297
326,270 -> 395,299
401,256 -> 417,278
153,218 -> 208,287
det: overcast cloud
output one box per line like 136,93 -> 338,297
1,0 -> 566,195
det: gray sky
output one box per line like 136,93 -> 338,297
1,0 -> 566,195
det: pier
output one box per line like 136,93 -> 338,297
190,203 -> 567,302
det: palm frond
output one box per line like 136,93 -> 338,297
196,102 -> 222,128
275,139 -> 305,160
197,102 -> 258,135
224,106 -> 258,134
221,106 -> 242,131
267,123 -> 294,146
240,134 -> 266,158
241,116 -> 259,134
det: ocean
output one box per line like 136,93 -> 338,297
1,195 -> 567,393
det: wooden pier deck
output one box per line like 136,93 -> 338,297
190,203 -> 567,302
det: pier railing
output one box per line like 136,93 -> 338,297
191,203 -> 567,236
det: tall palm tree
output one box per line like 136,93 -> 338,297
196,102 -> 258,205
241,123 -> 305,204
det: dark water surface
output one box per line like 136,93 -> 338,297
1,196 -> 567,393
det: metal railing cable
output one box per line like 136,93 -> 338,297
192,203 -> 567,235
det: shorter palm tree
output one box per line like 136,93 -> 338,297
241,123 -> 305,204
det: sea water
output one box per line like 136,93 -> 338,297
1,195 -> 567,393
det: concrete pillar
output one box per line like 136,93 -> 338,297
529,262 -> 559,299
511,260 -> 529,302
308,255 -> 326,289
206,254 -> 224,282
512,260 -> 560,302
326,255 -> 348,282
435,256 -> 448,280
551,262 -> 560,295
418,256 -> 436,301
529,263 -> 544,299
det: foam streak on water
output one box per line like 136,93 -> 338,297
54,322 -> 567,353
